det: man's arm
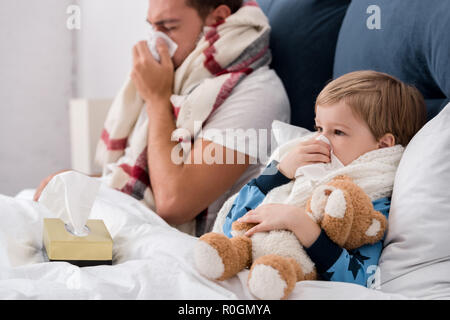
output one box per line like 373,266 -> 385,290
132,39 -> 252,225
146,96 -> 250,225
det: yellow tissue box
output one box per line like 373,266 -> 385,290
43,218 -> 113,267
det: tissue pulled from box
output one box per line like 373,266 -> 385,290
39,171 -> 101,236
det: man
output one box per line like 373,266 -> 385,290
35,0 -> 290,236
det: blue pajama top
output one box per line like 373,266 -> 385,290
223,160 -> 390,288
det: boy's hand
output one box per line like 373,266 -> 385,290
238,203 -> 321,248
238,204 -> 301,236
277,136 -> 331,179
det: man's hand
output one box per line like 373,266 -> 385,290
131,38 -> 174,104
277,135 -> 331,179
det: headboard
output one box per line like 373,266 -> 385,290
257,0 -> 351,130
258,0 -> 449,127
334,0 -> 450,120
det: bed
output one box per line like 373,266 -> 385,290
1,0 -> 449,300
0,185 -> 406,300
2,100 -> 450,300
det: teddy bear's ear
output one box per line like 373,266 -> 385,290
363,212 -> 388,244
308,185 -> 337,222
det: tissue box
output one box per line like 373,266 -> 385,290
43,218 -> 113,267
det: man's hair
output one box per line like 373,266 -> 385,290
315,70 -> 427,147
186,0 -> 243,19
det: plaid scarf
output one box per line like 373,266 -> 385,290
95,2 -> 272,224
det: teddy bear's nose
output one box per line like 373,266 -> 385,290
324,189 -> 332,196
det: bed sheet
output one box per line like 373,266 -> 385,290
0,185 -> 409,300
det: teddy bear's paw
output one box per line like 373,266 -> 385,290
308,185 -> 338,222
248,255 -> 298,300
248,264 -> 287,300
361,213 -> 388,245
365,218 -> 382,237
194,233 -> 251,281
194,237 -> 225,280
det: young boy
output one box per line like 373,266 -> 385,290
221,70 -> 427,287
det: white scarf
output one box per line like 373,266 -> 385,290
214,133 -> 405,232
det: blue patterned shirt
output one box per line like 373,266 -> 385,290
223,160 -> 390,287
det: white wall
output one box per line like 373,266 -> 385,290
0,0 -> 149,196
0,0 -> 73,196
75,0 -> 148,98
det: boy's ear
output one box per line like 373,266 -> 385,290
377,133 -> 396,148
204,5 -> 232,26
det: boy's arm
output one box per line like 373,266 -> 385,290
305,230 -> 383,287
305,198 -> 390,287
222,160 -> 291,237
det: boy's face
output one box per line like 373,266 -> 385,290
315,101 -> 380,166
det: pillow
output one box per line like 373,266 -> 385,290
334,0 -> 450,120
271,120 -> 311,148
257,0 -> 351,130
379,103 -> 450,299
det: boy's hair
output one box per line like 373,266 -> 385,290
315,70 -> 427,147
186,0 -> 243,19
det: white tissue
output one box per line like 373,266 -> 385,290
147,26 -> 178,62
295,135 -> 344,180
38,171 -> 101,237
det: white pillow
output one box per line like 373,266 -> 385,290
271,120 -> 311,148
379,103 -> 450,299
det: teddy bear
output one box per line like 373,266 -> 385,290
193,175 -> 388,300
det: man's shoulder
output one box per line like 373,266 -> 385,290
234,66 -> 286,94
199,65 -> 290,162
220,66 -> 290,118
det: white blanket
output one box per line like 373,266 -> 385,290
0,184 -> 408,300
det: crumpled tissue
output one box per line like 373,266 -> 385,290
295,135 -> 345,180
147,26 -> 178,62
